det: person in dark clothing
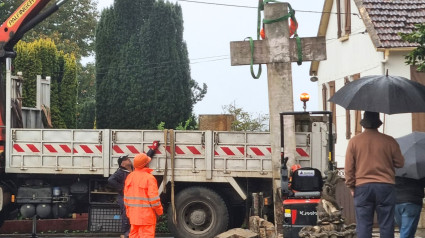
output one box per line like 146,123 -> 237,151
108,155 -> 133,238
395,176 -> 425,238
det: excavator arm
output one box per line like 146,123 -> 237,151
0,0 -> 69,58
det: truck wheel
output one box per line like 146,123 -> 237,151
168,186 -> 229,238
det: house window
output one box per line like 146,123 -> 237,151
410,66 -> 425,132
336,0 -> 351,39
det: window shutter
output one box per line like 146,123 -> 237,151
336,0 -> 342,38
352,73 -> 362,135
345,0 -> 351,34
410,66 -> 425,132
355,110 -> 362,135
329,81 -> 336,131
322,83 -> 328,111
345,77 -> 351,139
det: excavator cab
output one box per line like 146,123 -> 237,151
279,111 -> 334,237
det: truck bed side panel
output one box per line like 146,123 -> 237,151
7,129 -> 106,175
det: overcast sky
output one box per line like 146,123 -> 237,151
95,0 -> 325,116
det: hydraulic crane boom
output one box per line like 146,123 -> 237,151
0,0 -> 69,58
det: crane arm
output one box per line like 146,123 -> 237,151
0,0 -> 69,58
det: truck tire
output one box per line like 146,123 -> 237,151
168,186 -> 229,238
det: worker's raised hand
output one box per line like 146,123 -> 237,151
151,140 -> 160,151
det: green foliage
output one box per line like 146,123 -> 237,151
13,39 -> 77,128
175,116 -> 198,130
190,80 -> 207,105
222,103 -> 269,131
155,214 -> 169,233
14,41 -> 42,107
78,63 -> 96,102
76,63 -> 96,129
77,100 -> 96,129
51,54 -> 67,128
60,54 -> 78,128
157,122 -> 166,130
175,118 -> 193,130
399,24 -> 425,71
157,115 -> 198,131
96,0 -> 206,129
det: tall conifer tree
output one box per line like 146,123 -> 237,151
96,0 -> 203,129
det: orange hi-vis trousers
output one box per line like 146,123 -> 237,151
129,224 -> 155,238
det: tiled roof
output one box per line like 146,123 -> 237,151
358,0 -> 425,48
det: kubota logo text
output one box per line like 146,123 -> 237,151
7,0 -> 36,28
299,211 -> 317,216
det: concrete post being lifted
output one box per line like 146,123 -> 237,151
230,2 -> 326,233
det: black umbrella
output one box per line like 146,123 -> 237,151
329,74 -> 425,114
395,132 -> 425,179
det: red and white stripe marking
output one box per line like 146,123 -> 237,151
112,145 -> 205,156
13,143 -> 310,158
214,146 -> 272,157
13,143 -> 102,154
296,148 -> 309,157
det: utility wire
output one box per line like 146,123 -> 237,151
177,0 -> 256,8
94,29 -> 369,75
95,56 -> 231,75
177,0 -> 361,16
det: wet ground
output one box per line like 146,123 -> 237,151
372,228 -> 425,237
0,234 -> 173,238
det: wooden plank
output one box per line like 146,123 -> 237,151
230,36 -> 327,66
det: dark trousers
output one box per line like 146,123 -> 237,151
354,183 -> 395,238
118,194 -> 130,236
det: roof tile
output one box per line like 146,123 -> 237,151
361,0 -> 425,48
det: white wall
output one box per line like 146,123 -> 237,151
315,0 -> 413,167
381,51 -> 413,138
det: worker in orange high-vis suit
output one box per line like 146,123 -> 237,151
124,152 -> 163,238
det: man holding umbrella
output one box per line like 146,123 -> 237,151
345,111 -> 404,238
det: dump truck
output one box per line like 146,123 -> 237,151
0,72 -> 333,238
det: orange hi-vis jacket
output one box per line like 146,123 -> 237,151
124,167 -> 163,225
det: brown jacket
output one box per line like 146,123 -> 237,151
345,129 -> 404,189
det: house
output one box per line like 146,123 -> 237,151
310,0 -> 425,168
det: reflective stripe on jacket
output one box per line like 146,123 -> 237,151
124,167 -> 163,225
